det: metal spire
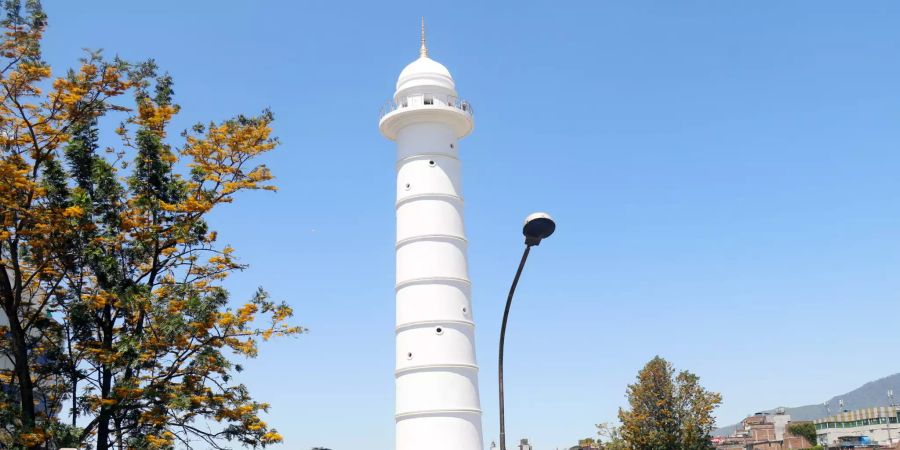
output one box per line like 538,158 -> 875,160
420,17 -> 428,58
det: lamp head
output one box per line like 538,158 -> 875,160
523,212 -> 555,246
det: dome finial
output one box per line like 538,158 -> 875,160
420,17 -> 428,58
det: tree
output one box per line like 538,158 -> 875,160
61,65 -> 301,450
0,1 -> 130,447
0,2 -> 302,449
675,370 -> 722,450
618,356 -> 722,450
787,422 -> 818,447
595,422 -> 627,450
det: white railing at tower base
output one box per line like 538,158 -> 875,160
380,93 -> 474,119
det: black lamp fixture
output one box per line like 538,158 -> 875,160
522,212 -> 556,246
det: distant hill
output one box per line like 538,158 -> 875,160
714,373 -> 900,437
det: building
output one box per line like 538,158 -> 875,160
519,438 -> 533,450
814,406 -> 900,448
714,411 -> 812,450
379,21 -> 483,450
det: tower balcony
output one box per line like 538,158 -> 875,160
379,93 -> 474,140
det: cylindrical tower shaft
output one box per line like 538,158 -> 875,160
380,35 -> 481,450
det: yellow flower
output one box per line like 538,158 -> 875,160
262,431 -> 283,442
63,205 -> 84,217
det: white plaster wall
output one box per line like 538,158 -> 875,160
396,323 -> 477,369
818,426 -> 898,447
396,412 -> 484,450
0,309 -> 10,372
396,238 -> 468,282
395,281 -> 471,325
396,156 -> 462,201
396,124 -> 457,160
395,368 -> 481,413
772,415 -> 789,440
396,199 -> 465,243
392,117 -> 483,450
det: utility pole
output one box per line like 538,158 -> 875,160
887,389 -> 895,446
821,402 -> 832,450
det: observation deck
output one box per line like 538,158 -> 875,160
379,92 -> 474,140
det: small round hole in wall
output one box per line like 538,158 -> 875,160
404,183 -> 411,190
450,143 -> 455,149
428,160 -> 436,167
407,352 -> 413,360
435,327 -> 443,335
462,307 -> 467,314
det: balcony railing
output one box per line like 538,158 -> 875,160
380,93 -> 474,120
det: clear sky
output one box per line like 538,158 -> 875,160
43,1 -> 900,449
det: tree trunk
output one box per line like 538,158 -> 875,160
1,265 -> 37,449
115,417 -> 125,450
67,322 -> 78,427
96,302 -> 114,450
9,312 -> 38,448
10,318 -> 36,424
96,366 -> 112,450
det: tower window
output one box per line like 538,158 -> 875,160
428,160 -> 435,167
435,327 -> 443,335
424,94 -> 433,105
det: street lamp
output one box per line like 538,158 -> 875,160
498,212 -> 556,450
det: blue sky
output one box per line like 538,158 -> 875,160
43,1 -> 900,449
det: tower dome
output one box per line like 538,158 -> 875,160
396,56 -> 455,93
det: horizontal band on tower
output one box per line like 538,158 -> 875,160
396,193 -> 462,208
396,276 -> 470,290
395,363 -> 479,376
396,319 -> 474,332
380,106 -> 474,141
395,408 -> 483,420
396,153 -> 460,167
396,234 -> 467,248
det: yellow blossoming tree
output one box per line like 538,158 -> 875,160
0,1 -> 302,449
0,0 -> 129,447
617,357 -> 722,450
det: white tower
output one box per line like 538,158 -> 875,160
379,21 -> 483,450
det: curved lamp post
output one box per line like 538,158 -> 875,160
498,212 -> 556,450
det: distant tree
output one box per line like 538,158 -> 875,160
788,422 -> 818,446
595,422 -> 627,450
675,369 -> 722,450
618,356 -> 722,450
